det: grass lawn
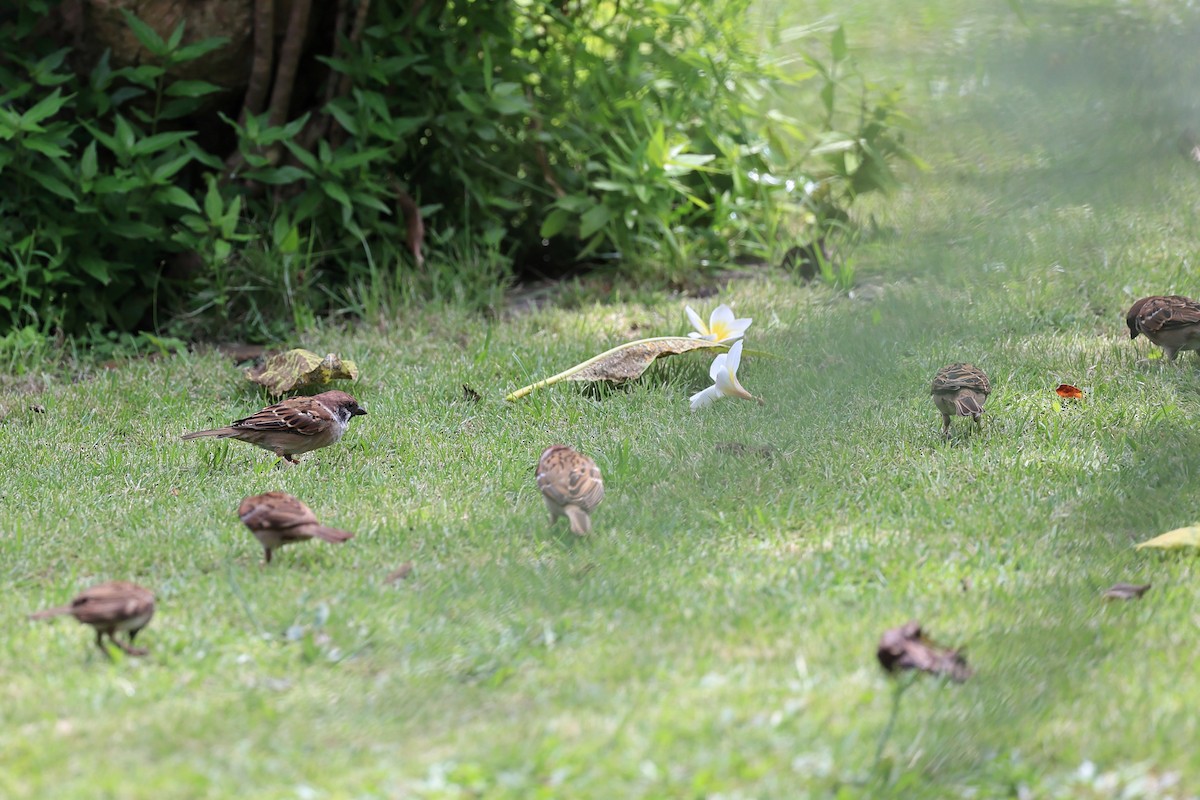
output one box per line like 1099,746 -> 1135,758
5,1 -> 1200,797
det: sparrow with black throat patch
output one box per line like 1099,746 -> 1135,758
182,390 -> 366,463
930,363 -> 991,438
30,581 -> 155,657
1125,295 -> 1200,362
536,445 -> 605,536
238,491 -> 355,563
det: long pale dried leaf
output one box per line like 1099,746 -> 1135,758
877,621 -> 971,683
1135,525 -> 1200,550
245,349 -> 359,395
506,337 -> 727,401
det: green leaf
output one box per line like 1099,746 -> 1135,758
121,9 -> 167,56
456,91 -> 485,115
325,102 -> 359,136
21,138 -> 71,158
152,152 -> 195,182
166,20 -> 186,51
251,166 -> 311,185
113,115 -> 137,157
204,179 -> 223,223
132,131 -> 193,156
540,208 -> 571,238
173,36 -> 230,63
78,255 -> 112,285
489,82 -> 531,115
155,185 -> 201,213
80,141 -> 98,181
321,181 -> 352,209
22,88 -> 71,126
579,203 -> 613,238
164,80 -> 223,98
831,26 -> 847,62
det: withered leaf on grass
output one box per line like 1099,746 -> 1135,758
1102,582 -> 1151,601
1055,384 -> 1084,400
386,562 -> 414,583
877,621 -> 972,683
506,337 -> 728,401
462,384 -> 482,403
245,349 -> 359,396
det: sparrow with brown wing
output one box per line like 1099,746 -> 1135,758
238,491 -> 355,563
930,363 -> 991,438
182,390 -> 366,463
536,445 -> 605,536
1125,295 -> 1200,362
30,581 -> 155,657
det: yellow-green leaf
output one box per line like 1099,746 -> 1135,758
1135,525 -> 1200,550
245,349 -> 359,396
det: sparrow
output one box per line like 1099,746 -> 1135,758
930,363 -> 991,438
182,390 -> 366,463
30,581 -> 155,657
536,445 -> 605,536
238,491 -> 355,563
1125,295 -> 1200,361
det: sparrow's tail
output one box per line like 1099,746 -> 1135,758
954,394 -> 984,418
565,506 -> 592,536
181,427 -> 238,441
313,526 -> 355,544
29,605 -> 72,621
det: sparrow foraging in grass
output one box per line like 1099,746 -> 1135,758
930,363 -> 991,438
536,445 -> 605,536
238,491 -> 355,564
1125,295 -> 1200,362
182,390 -> 366,463
30,581 -> 155,657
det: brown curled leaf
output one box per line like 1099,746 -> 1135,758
1055,384 -> 1084,400
245,349 -> 359,396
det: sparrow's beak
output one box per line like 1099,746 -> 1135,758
353,404 -> 367,416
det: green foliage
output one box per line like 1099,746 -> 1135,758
0,1 -> 914,340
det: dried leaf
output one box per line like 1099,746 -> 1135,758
877,621 -> 971,682
386,562 -> 414,583
245,349 -> 359,396
1103,582 -> 1151,600
1135,525 -> 1200,550
1055,384 -> 1084,400
397,188 -> 424,268
462,384 -> 482,403
506,336 -> 727,401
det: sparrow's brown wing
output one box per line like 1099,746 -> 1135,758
1137,295 -> 1200,334
540,449 -> 605,512
930,363 -> 990,396
239,491 -> 320,530
68,582 -> 155,627
230,396 -> 330,436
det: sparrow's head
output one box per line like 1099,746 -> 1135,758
318,390 -> 367,418
1126,297 -> 1151,339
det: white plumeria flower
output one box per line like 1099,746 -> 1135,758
690,340 -> 758,411
685,303 -> 752,343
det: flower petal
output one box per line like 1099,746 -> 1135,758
709,304 -> 736,327
709,352 -> 728,381
725,340 -> 743,375
685,305 -> 708,336
690,385 -> 723,411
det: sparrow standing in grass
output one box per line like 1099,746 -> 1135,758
238,491 -> 355,563
536,445 -> 605,536
1125,295 -> 1200,361
30,581 -> 155,657
930,363 -> 991,438
182,390 -> 366,463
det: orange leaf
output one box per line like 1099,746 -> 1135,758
1055,384 -> 1084,400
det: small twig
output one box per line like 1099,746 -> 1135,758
527,87 -> 565,198
873,673 -> 916,773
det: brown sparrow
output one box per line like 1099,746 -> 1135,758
536,445 -> 605,536
182,390 -> 366,463
1125,295 -> 1200,361
238,491 -> 355,563
30,581 -> 155,657
930,363 -> 991,438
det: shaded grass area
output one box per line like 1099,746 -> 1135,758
4,0 -> 1200,796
